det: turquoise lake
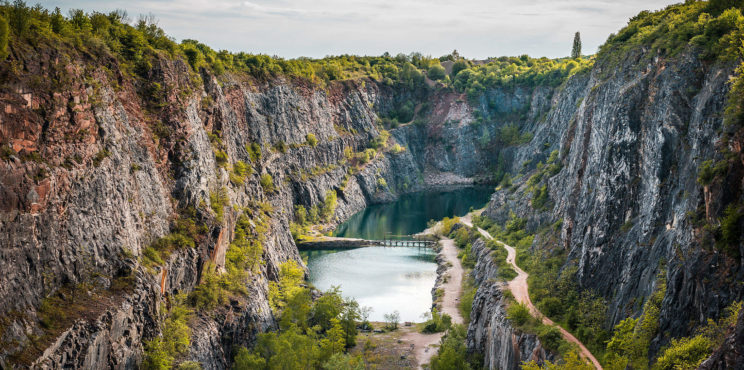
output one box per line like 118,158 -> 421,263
304,186 -> 492,322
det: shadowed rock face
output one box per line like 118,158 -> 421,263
481,46 -> 744,362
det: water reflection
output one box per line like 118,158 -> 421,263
334,186 -> 492,239
305,186 -> 492,322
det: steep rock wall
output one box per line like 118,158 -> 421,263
466,239 -> 555,369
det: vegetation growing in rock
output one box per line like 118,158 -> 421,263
260,173 -> 275,193
143,295 -> 192,369
429,324 -> 482,369
240,260 -> 364,369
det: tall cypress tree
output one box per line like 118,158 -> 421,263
571,31 -> 582,59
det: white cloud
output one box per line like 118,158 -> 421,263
38,0 -> 679,59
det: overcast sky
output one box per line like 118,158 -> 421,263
38,0 -> 680,59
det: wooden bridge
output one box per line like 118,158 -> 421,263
298,235 -> 437,250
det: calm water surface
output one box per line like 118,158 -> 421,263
304,186 -> 492,322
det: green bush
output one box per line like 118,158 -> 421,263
143,296 -> 192,370
507,302 -> 531,326
306,133 -> 318,147
537,325 -> 563,351
209,188 -> 228,222
247,142 -> 262,162
697,159 -> 728,185
428,64 -> 446,80
240,261 -> 361,368
429,324 -> 475,370
719,204 -> 742,256
260,173 -> 275,193
321,190 -> 337,222
421,308 -> 452,333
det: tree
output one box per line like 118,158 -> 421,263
428,64 -> 446,80
571,31 -> 582,59
384,311 -> 400,330
340,298 -> 360,348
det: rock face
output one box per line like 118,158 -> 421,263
466,239 -> 555,369
0,45 -> 509,367
478,46 -> 744,361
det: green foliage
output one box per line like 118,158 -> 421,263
697,159 -> 728,185
421,308 -> 453,333
440,216 -> 460,236
498,124 -> 533,146
306,133 -> 318,147
142,214 -> 201,268
451,60 -> 470,77
268,260 -> 305,312
247,142 -> 262,163
532,184 -> 549,210
260,173 -> 275,193
598,1 -> 744,70
0,15 -> 8,59
654,300 -> 742,370
428,64 -> 446,80
322,353 -> 365,370
449,55 -> 593,100
209,187 -> 228,223
459,276 -> 477,323
390,144 -> 406,154
383,311 -> 400,330
537,325 -> 563,351
506,302 -> 531,326
654,335 -> 714,370
604,272 -> 667,369
143,296 -> 192,370
241,261 -> 361,369
321,190 -> 338,222
429,324 -> 475,370
214,150 -> 228,167
369,130 -> 390,150
718,204 -> 743,257
486,239 -> 517,280
273,141 -> 288,153
523,351 -> 594,370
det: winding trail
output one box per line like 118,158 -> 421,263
461,214 -> 603,370
400,230 -> 465,369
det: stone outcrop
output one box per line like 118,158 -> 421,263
466,239 -> 555,369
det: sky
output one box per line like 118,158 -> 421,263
38,0 -> 680,59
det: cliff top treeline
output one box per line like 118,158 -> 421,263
0,1 -> 587,97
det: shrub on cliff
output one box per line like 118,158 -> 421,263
306,133 -> 318,147
260,173 -> 275,193
143,295 -> 192,370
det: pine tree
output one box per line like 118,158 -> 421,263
571,31 -> 582,59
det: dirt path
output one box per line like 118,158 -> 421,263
460,215 -> 603,370
400,232 -> 465,369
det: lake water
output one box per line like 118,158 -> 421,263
303,186 -> 492,322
